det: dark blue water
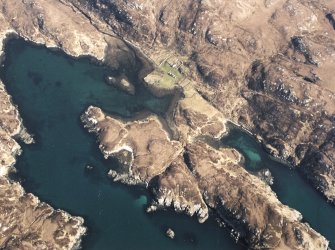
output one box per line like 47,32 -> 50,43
221,125 -> 335,248
1,39 -> 242,250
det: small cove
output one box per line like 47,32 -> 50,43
221,125 -> 335,248
1,38 -> 242,250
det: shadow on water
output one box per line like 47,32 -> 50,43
0,38 -> 243,250
220,123 -> 335,248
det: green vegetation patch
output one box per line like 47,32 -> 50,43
144,59 -> 186,90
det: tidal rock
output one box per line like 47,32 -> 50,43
106,75 -> 135,95
85,164 -> 94,170
254,168 -> 274,186
166,228 -> 175,239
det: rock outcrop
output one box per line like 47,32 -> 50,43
81,106 -> 183,185
82,106 -> 329,249
149,156 -> 209,223
75,0 -> 335,204
0,178 -> 85,250
0,1 -> 151,246
186,141 -> 328,249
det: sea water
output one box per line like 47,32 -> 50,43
1,39 -> 242,250
221,125 -> 335,248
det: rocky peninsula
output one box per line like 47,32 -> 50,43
0,0 -> 334,249
82,103 -> 329,250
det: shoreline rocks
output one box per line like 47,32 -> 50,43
185,141 -> 328,249
82,105 -> 329,249
150,156 -> 209,223
0,78 -> 86,249
81,106 -> 211,223
81,105 -> 183,185
0,178 -> 86,250
80,0 -> 335,205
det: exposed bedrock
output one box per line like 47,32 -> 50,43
243,51 -> 335,202
73,0 -> 335,203
185,141 -> 328,249
148,156 -> 209,223
82,106 -> 329,249
0,0 -> 150,84
0,0 -> 334,248
299,130 -> 335,202
0,178 -> 86,250
81,106 -> 183,185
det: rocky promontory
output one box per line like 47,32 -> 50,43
149,156 -> 209,223
186,141 -> 327,249
81,106 -> 183,185
82,106 -> 329,249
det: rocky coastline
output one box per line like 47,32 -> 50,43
0,0 -> 334,249
0,0 -> 109,247
0,78 -> 86,249
82,105 -> 329,249
77,0 -> 335,205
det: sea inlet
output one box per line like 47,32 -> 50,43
1,38 -> 242,250
1,38 -> 334,249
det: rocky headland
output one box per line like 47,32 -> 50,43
82,105 -> 329,249
81,106 -> 183,185
0,0 -> 334,249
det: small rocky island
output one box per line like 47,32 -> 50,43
0,0 -> 334,249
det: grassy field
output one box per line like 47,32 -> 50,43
144,56 -> 187,91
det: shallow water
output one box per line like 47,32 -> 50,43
1,39 -> 242,250
221,126 -> 335,248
